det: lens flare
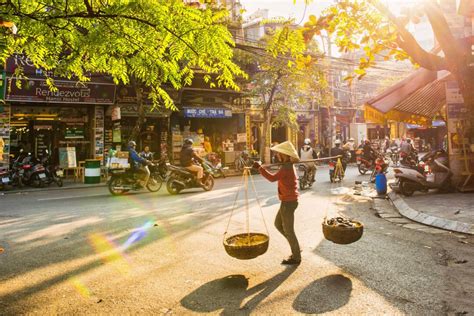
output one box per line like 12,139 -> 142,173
69,276 -> 91,298
88,233 -> 130,275
121,220 -> 154,251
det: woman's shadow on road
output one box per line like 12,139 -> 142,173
180,266 -> 297,315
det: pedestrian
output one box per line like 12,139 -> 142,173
253,141 -> 301,265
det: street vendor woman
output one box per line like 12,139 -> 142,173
253,141 -> 301,265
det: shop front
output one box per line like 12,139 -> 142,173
170,107 -> 247,166
5,76 -> 115,167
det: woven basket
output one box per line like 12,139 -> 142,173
322,221 -> 364,244
223,233 -> 269,260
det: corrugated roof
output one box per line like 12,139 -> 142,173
393,78 -> 446,117
365,68 -> 437,113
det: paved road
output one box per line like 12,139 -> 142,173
0,166 -> 473,315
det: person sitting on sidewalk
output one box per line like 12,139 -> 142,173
253,141 -> 301,265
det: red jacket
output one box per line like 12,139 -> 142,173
259,163 -> 299,202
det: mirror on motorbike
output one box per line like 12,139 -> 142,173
19,149 -> 24,153
45,149 -> 49,154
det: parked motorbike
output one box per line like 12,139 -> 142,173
108,163 -> 163,196
20,154 -> 48,188
204,153 -> 226,178
400,150 -> 419,167
369,156 -> 390,183
0,169 -> 11,190
390,151 -> 452,197
166,162 -> 214,195
298,163 -> 316,190
41,150 -> 63,187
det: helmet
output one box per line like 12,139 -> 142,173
334,139 -> 341,145
407,138 -> 412,143
349,138 -> 354,141
304,138 -> 311,145
365,140 -> 370,144
128,140 -> 137,147
184,138 -> 194,145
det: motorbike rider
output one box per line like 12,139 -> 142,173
128,140 -> 151,187
400,138 -> 417,164
140,145 -> 153,161
180,138 -> 205,186
362,140 -> 376,163
331,139 -> 348,171
299,138 -> 318,183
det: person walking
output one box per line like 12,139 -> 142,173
253,141 -> 301,265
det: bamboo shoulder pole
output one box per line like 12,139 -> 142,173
258,155 -> 343,168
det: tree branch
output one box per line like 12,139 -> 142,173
368,0 -> 447,71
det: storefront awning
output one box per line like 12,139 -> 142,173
365,68 -> 438,114
364,70 -> 452,126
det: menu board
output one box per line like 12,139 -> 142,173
59,147 -> 77,168
94,106 -> 105,163
0,105 -> 10,170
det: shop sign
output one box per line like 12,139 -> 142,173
6,78 -> 116,104
65,128 -> 85,139
445,81 -> 464,104
236,133 -> 247,143
447,103 -> 467,119
184,108 -> 232,118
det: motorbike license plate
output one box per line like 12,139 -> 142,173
1,177 -> 9,183
38,173 -> 46,179
56,170 -> 64,177
357,160 -> 361,165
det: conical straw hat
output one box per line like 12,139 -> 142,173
271,141 -> 300,161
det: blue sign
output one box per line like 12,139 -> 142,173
184,108 -> 232,118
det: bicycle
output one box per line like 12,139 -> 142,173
329,158 -> 345,183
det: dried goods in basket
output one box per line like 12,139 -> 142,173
322,217 -> 364,245
223,168 -> 269,260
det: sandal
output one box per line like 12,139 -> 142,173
281,257 -> 301,265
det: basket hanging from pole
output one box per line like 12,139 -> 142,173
223,168 -> 269,260
322,217 -> 364,245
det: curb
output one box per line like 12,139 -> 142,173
1,183 -> 106,195
388,191 -> 474,235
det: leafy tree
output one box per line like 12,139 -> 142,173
0,0 -> 245,139
302,0 -> 474,130
238,26 -> 331,161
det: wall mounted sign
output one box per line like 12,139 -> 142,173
183,108 -> 232,118
6,78 -> 116,104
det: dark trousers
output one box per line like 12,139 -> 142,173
275,201 -> 301,260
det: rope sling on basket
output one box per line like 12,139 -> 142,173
223,167 -> 269,260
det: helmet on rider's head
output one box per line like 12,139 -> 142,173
184,138 -> 194,145
407,138 -> 412,143
128,141 -> 137,148
304,138 -> 311,145
365,140 -> 370,144
334,139 -> 341,145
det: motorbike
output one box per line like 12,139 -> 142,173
108,163 -> 163,196
390,151 -> 452,197
19,154 -> 48,188
0,169 -> 11,190
40,150 -> 63,187
386,146 -> 400,166
298,163 -> 316,190
369,156 -> 390,183
400,150 -> 419,167
166,162 -> 214,195
356,150 -> 373,175
204,153 -> 226,178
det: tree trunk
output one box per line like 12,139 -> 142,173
128,78 -> 146,143
260,111 -> 271,163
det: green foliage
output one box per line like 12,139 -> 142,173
1,0 -> 246,109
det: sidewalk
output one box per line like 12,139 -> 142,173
388,191 -> 474,235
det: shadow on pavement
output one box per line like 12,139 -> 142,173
0,190 -> 236,313
292,274 -> 352,314
180,266 -> 297,315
